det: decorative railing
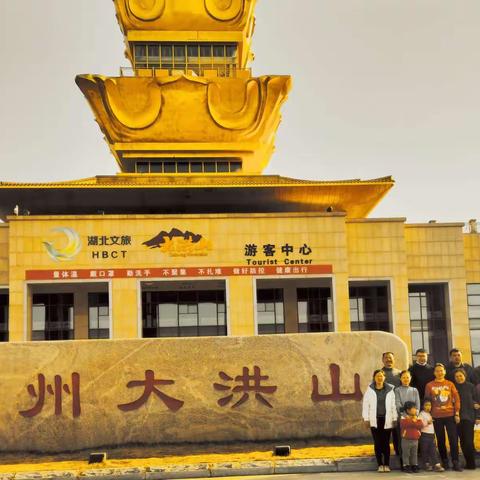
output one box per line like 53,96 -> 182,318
119,65 -> 251,78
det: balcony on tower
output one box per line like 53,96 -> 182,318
125,42 -> 243,79
114,0 -> 257,78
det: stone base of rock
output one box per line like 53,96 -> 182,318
273,459 -> 337,474
13,474 -> 76,480
335,456 -> 379,472
146,464 -> 210,480
79,468 -> 144,480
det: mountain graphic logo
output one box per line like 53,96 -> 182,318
143,228 -> 212,257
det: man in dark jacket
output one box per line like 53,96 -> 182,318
381,352 -> 401,457
409,348 -> 434,401
475,365 -> 480,385
381,352 -> 401,387
446,348 -> 477,384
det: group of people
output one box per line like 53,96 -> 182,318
362,348 -> 480,473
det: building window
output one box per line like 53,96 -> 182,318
88,293 -> 110,339
408,284 -> 449,364
467,284 -> 480,367
135,159 -> 241,174
257,289 -> 285,334
297,287 -> 333,332
0,293 -> 8,342
32,293 -> 74,341
349,283 -> 391,332
142,290 -> 226,338
133,42 -> 238,77
136,162 -> 149,173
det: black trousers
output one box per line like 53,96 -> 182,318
371,416 -> 392,467
433,416 -> 459,463
419,432 -> 439,466
457,419 -> 476,469
392,423 -> 401,456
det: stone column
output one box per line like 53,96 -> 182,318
74,289 -> 89,340
8,280 -> 26,341
449,279 -> 471,358
283,283 -> 299,333
111,278 -> 139,339
334,273 -> 351,332
391,276 -> 411,351
228,276 -> 255,336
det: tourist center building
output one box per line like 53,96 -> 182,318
0,0 -> 479,366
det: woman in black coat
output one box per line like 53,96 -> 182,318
454,368 -> 480,470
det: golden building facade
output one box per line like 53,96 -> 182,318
0,0 -> 479,367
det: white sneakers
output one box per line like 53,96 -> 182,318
377,465 -> 391,473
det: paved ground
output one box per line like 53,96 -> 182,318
1,451 -> 478,478
216,472 -> 478,480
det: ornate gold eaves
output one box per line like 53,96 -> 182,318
114,0 -> 256,31
0,175 -> 394,219
75,72 -> 290,173
76,73 -> 291,173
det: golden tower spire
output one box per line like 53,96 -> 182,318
76,0 -> 291,175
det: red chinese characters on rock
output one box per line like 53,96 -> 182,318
311,363 -> 362,402
117,370 -> 184,412
18,364 -> 362,420
214,366 -> 277,408
19,373 -> 81,418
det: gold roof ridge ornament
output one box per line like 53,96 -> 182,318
114,0 -> 255,31
122,0 -> 248,23
205,0 -> 245,21
126,0 -> 167,21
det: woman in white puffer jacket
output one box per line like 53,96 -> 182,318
362,369 -> 398,473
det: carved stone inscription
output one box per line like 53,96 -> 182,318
0,332 -> 408,452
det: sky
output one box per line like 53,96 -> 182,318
0,0 -> 479,223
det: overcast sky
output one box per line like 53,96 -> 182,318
0,0 -> 479,223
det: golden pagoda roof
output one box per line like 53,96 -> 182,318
113,0 -> 258,68
76,73 -> 291,175
0,174 -> 394,220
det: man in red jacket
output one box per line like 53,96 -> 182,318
425,363 -> 462,471
400,400 -> 423,473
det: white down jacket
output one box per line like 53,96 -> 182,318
362,382 -> 398,429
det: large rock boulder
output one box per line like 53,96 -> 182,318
0,332 -> 408,452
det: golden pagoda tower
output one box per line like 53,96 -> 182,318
76,0 -> 291,176
74,0 -> 393,217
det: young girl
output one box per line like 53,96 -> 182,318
400,401 -> 423,473
418,398 -> 445,472
394,370 -> 420,470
